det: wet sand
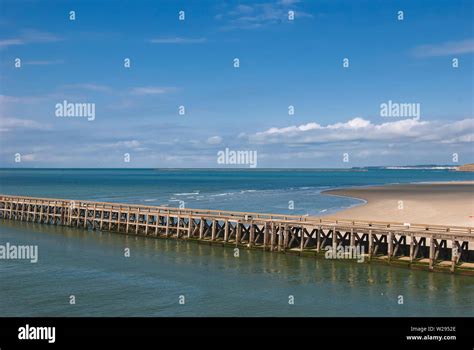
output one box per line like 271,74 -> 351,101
322,182 -> 474,227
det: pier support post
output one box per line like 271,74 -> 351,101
135,211 -> 140,234
211,220 -> 216,241
368,230 -> 373,261
176,216 -> 181,238
126,211 -> 131,233
249,222 -> 255,247
429,235 -> 435,270
164,215 -> 169,237
283,225 -> 289,251
263,222 -> 269,249
270,222 -> 276,251
199,218 -> 204,239
451,240 -> 458,273
349,227 -> 355,254
92,204 -> 97,230
39,204 -> 44,224
116,206 -> 121,231
99,208 -> 104,230
145,212 -> 149,235
108,210 -> 112,231
300,226 -> 305,252
236,222 -> 241,246
188,216 -> 193,238
224,220 -> 229,242
33,202 -> 38,224
316,226 -> 321,252
277,224 -> 283,251
409,234 -> 415,263
388,231 -> 393,261
60,206 -> 65,225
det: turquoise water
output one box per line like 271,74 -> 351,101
1,168 -> 473,215
0,169 -> 473,316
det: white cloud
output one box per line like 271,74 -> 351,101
207,136 -> 223,145
217,0 -> 312,30
148,37 -> 207,44
279,0 -> 301,4
104,140 -> 141,149
413,39 -> 474,57
120,140 -> 141,148
62,83 -> 112,92
86,140 -> 147,153
20,154 -> 36,161
0,38 -> 23,48
0,116 -> 50,132
247,117 -> 473,145
0,29 -> 62,49
0,94 -> 47,105
130,87 -> 177,95
23,60 -> 64,66
234,4 -> 254,14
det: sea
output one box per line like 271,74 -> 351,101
0,168 -> 473,316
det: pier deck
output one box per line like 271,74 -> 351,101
1,194 -> 473,274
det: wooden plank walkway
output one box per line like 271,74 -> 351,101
1,194 -> 473,274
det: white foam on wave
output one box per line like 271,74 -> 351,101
239,189 -> 257,194
210,192 -> 234,197
173,191 -> 200,196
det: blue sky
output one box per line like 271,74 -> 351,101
0,0 -> 472,167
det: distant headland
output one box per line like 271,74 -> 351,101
456,164 -> 474,172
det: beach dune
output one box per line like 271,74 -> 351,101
323,182 -> 474,227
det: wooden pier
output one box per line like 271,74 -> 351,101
1,194 -> 473,274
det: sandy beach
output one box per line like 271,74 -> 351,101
323,182 -> 474,227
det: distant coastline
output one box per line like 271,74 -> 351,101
456,163 -> 474,172
0,164 -> 472,171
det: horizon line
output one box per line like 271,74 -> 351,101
0,165 -> 465,170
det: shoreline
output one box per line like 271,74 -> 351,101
322,181 -> 474,227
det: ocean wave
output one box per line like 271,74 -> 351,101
210,192 -> 235,197
173,191 -> 200,196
